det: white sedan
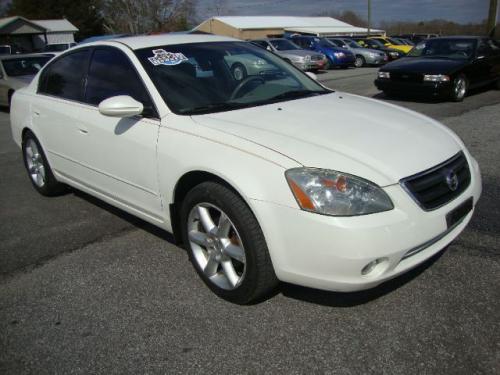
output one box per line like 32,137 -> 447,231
0,53 -> 54,107
10,34 -> 482,304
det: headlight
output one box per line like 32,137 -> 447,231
389,51 -> 399,57
289,56 -> 303,62
334,52 -> 345,58
253,59 -> 267,66
423,74 -> 450,82
285,168 -> 394,216
378,71 -> 390,79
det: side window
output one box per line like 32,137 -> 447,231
39,49 -> 90,101
84,48 -> 154,112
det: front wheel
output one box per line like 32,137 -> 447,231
22,130 -> 66,196
354,56 -> 365,68
451,75 -> 468,102
181,182 -> 278,304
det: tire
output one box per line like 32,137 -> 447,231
180,181 -> 278,304
451,75 -> 468,102
22,130 -> 66,196
231,63 -> 247,81
354,55 -> 365,68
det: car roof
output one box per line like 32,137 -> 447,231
98,34 -> 240,50
0,53 -> 54,60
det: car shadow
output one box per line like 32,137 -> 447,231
72,189 -> 177,244
279,249 -> 446,307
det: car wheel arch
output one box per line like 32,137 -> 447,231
169,170 -> 256,245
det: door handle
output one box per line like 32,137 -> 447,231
78,127 -> 88,135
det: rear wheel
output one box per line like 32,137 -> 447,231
451,75 -> 468,102
22,130 -> 66,196
181,182 -> 278,304
354,55 -> 365,68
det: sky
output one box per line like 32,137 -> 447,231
199,0 -> 497,25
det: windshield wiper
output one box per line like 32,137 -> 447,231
181,102 -> 252,115
267,90 -> 327,101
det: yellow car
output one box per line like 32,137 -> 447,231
368,37 -> 413,54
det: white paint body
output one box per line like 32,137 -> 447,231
10,35 -> 482,292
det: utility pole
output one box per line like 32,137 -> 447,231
367,0 -> 372,36
487,0 -> 498,36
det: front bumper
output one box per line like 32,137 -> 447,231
330,55 -> 356,67
375,78 -> 452,97
250,155 -> 481,292
365,54 -> 388,65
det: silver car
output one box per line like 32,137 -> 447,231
328,38 -> 387,68
251,38 -> 328,71
0,53 -> 55,107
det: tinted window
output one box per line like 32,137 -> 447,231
252,40 -> 268,49
85,48 -> 152,110
40,50 -> 90,101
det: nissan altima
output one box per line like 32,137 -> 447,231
10,35 -> 482,304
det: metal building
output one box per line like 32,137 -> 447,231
194,16 -> 384,39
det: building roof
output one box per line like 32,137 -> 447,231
33,19 -> 78,32
286,26 -> 385,36
197,16 -> 355,30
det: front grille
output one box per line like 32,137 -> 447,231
400,152 -> 471,210
391,72 -> 422,83
311,55 -> 323,61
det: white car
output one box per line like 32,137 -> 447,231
10,34 -> 482,304
0,53 -> 54,107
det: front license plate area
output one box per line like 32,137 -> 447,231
446,197 -> 473,228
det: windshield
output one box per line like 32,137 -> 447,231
135,42 -> 329,115
363,39 -> 384,48
343,40 -> 359,48
407,39 -> 477,59
386,37 -> 402,45
269,39 -> 300,51
2,56 -> 52,77
328,39 -> 345,48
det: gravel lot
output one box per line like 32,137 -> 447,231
1,68 -> 499,374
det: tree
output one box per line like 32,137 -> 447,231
101,0 -> 198,34
8,0 -> 104,39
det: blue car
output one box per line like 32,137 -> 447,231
286,35 -> 356,69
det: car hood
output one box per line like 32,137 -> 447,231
382,57 -> 466,74
192,92 -> 463,186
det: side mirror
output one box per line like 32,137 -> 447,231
305,71 -> 317,80
98,95 -> 143,118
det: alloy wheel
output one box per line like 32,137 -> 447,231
24,139 -> 46,187
187,203 -> 246,290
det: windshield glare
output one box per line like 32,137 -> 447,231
135,42 -> 328,115
2,56 -> 52,77
408,39 -> 477,59
270,39 -> 300,51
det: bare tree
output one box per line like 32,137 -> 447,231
102,0 -> 197,34
210,0 -> 228,16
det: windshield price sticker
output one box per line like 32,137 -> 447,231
148,49 -> 188,66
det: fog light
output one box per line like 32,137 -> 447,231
361,258 -> 389,276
